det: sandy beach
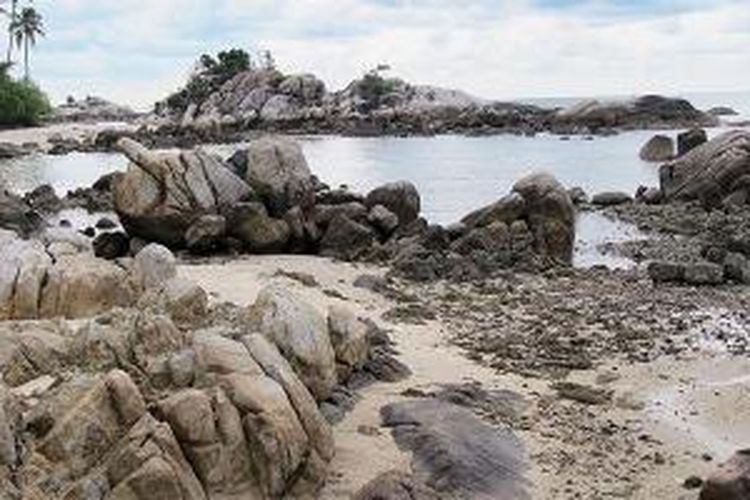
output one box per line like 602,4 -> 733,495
177,255 -> 750,499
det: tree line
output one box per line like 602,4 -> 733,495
0,0 -> 48,126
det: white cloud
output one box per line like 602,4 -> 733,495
10,0 -> 750,110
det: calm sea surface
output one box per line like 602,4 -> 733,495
1,91 -> 748,268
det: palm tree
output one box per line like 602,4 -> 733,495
11,6 -> 43,80
1,0 -> 18,64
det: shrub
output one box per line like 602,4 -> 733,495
0,67 -> 51,126
161,48 -> 254,115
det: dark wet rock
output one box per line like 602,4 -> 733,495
319,215 -> 375,260
23,184 -> 62,213
706,106 -> 739,117
684,262 -> 725,285
677,128 -> 709,157
723,252 -> 750,283
382,399 -> 528,500
648,261 -> 686,283
353,274 -> 390,293
314,202 -> 369,227
365,181 -> 421,227
700,449 -> 750,500
274,269 -> 319,287
0,190 -> 43,236
93,231 -> 130,260
316,187 -> 365,206
227,202 -> 290,253
184,214 -> 226,254
353,471 -> 445,500
512,173 -> 575,263
94,217 -> 118,230
635,186 -> 663,205
81,226 -> 96,238
684,476 -> 704,489
552,382 -> 613,405
462,193 -> 526,228
639,134 -> 674,162
368,204 -> 400,237
591,191 -> 632,207
568,187 -> 589,206
0,142 -> 32,159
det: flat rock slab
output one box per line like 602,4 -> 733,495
381,399 -> 529,500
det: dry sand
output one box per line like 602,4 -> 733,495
0,121 -> 133,148
180,255 -> 749,499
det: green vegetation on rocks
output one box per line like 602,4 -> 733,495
0,62 -> 50,126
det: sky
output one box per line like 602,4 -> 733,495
9,0 -> 750,110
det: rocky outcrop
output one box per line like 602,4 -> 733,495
51,96 -> 139,123
554,95 -> 717,132
660,130 -> 750,206
639,134 -> 674,162
0,231 -> 188,321
113,138 -> 253,246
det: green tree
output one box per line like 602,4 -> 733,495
11,6 -> 43,80
0,62 -> 51,126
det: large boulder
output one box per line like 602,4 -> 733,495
639,134 -> 674,162
319,214 -> 376,261
365,181 -> 421,227
246,285 -> 337,401
241,137 -> 315,216
660,130 -> 750,203
512,173 -> 575,263
113,138 -> 252,247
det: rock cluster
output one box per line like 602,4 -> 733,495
0,237 -> 391,498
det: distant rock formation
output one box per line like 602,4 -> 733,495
51,96 -> 139,123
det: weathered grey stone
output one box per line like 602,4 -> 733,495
365,181 -> 421,227
512,173 -> 575,264
243,136 -> 314,215
327,305 -> 369,380
246,285 -> 337,401
639,134 -> 674,162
